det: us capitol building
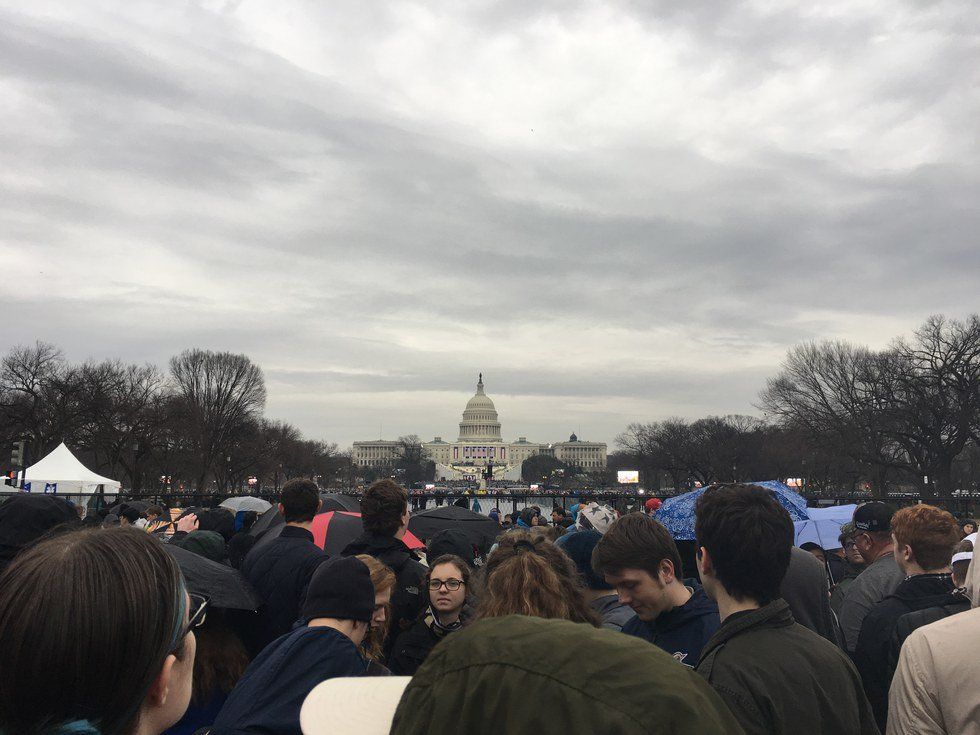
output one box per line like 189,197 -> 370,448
352,375 -> 607,483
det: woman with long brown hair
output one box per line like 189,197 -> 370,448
478,531 -> 600,626
355,554 -> 396,673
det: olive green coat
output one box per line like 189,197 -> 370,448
390,614 -> 744,735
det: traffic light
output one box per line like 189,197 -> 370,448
10,440 -> 25,468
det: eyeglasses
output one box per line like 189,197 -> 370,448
428,579 -> 464,592
171,593 -> 209,652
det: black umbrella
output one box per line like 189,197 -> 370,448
409,505 -> 502,551
319,492 -> 361,513
249,507 -> 284,540
163,543 -> 262,611
120,500 -> 152,513
250,511 -> 425,556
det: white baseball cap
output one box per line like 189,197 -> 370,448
300,677 -> 411,735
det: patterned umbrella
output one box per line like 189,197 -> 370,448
655,480 -> 809,541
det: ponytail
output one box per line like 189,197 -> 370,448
478,531 -> 600,626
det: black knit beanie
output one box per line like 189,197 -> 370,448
301,556 -> 374,623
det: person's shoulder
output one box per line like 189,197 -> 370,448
289,625 -> 360,659
788,621 -> 848,654
843,566 -> 880,597
620,614 -> 650,639
859,595 -> 896,626
867,554 -> 902,576
719,620 -> 833,660
688,587 -> 720,615
911,605 -> 980,642
395,617 -> 436,648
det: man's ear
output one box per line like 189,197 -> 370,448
146,653 -> 176,708
277,502 -> 285,517
316,499 -> 323,513
697,546 -> 712,577
659,558 -> 677,585
898,543 -> 914,565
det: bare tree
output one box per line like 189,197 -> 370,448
0,342 -> 87,459
78,360 -> 170,490
760,341 -> 907,495
882,315 -> 980,495
169,349 -> 267,491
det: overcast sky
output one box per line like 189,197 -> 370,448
2,1 -> 978,449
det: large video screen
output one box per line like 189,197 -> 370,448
617,470 -> 639,484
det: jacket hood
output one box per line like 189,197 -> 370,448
390,615 -> 743,735
174,530 -> 226,563
342,532 -> 418,567
653,585 -> 718,634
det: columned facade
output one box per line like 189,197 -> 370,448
353,375 -> 607,484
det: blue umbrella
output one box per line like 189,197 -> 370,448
655,480 -> 809,541
794,519 -> 845,549
793,504 -> 857,549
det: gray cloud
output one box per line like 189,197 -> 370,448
1,0 -> 977,448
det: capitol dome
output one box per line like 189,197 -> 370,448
458,374 -> 503,442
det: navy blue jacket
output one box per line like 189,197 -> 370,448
241,526 -> 327,641
209,625 -> 367,735
621,586 -> 720,667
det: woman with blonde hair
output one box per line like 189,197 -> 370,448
355,554 -> 397,673
478,531 -> 600,626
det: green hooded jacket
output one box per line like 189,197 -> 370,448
390,614 -> 745,735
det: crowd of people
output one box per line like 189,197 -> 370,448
0,477 -> 977,734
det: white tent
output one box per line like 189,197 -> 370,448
23,443 -> 121,495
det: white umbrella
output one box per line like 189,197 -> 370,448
219,496 -> 272,514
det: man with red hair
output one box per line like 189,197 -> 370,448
854,503 -> 961,731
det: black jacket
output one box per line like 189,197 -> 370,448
389,608 -> 467,676
241,526 -> 327,641
341,532 -> 427,655
208,625 -> 366,735
226,531 -> 257,570
696,600 -> 878,735
390,617 -> 440,675
889,589 -> 971,667
853,572 -> 954,732
621,585 -> 719,667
